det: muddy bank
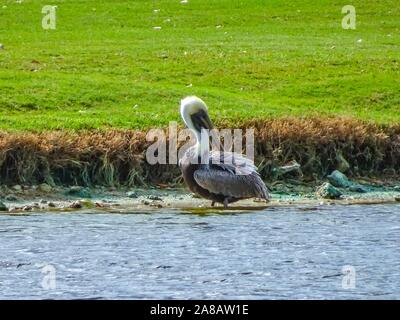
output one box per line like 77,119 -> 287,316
0,179 -> 399,214
0,118 -> 399,189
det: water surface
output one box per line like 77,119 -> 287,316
0,204 -> 399,299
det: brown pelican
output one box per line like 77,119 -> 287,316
179,96 -> 270,208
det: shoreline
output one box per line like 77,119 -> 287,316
1,181 -> 399,214
0,117 -> 399,213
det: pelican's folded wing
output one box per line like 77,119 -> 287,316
208,151 -> 258,176
193,152 -> 270,199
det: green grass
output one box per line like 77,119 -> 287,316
0,0 -> 399,131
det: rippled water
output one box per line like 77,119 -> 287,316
0,204 -> 399,299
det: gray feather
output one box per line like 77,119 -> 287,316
193,151 -> 270,199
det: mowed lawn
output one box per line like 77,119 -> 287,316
0,0 -> 399,131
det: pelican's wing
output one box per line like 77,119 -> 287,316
208,151 -> 257,175
193,151 -> 270,199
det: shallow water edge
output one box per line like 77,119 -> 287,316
0,180 -> 399,215
1,203 -> 399,299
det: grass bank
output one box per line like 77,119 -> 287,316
0,0 -> 399,130
0,118 -> 399,187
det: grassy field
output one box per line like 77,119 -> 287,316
0,0 -> 399,131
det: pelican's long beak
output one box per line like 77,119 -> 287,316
190,109 -> 214,131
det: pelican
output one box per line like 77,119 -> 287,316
179,96 -> 270,208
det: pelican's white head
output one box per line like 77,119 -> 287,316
180,96 -> 214,159
180,96 -> 213,134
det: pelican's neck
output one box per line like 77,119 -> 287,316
181,108 -> 202,157
192,128 -> 202,157
180,96 -> 210,159
192,129 -> 210,164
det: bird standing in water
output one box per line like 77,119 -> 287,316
178,96 -> 270,208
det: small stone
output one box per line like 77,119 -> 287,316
12,185 -> 22,192
348,184 -> 368,193
316,182 -> 342,200
48,202 -> 56,207
273,160 -> 301,177
39,199 -> 47,204
22,206 -> 32,211
395,197 -> 400,202
0,43 -> 4,49
67,186 -> 81,192
142,200 -> 150,205
69,201 -> 83,209
65,186 -> 92,198
38,183 -> 52,193
327,170 -> 352,188
95,202 -> 110,208
0,201 -> 7,211
127,191 -> 139,198
147,195 -> 163,201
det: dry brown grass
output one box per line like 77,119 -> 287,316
0,130 -> 149,186
0,118 -> 399,187
247,117 -> 400,180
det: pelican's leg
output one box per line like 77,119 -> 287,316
223,198 -> 229,209
211,201 -> 215,207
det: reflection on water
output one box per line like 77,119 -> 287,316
0,204 -> 399,299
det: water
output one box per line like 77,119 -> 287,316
0,204 -> 399,299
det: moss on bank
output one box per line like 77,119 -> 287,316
0,118 -> 399,187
